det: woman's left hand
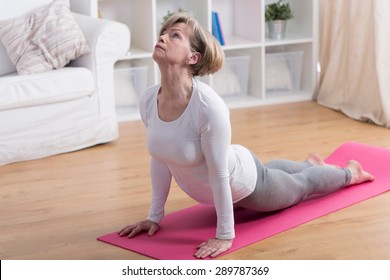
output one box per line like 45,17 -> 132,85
194,238 -> 233,259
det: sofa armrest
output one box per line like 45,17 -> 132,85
71,13 -> 130,70
69,13 -> 130,119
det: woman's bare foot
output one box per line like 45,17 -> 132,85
347,160 -> 375,185
307,153 -> 339,168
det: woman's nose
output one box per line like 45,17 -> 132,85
159,34 -> 167,43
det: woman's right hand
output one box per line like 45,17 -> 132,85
118,219 -> 159,238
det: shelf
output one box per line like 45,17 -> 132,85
116,106 -> 141,122
265,34 -> 314,46
120,47 -> 153,60
221,35 -> 262,50
71,0 -> 318,122
223,91 -> 313,108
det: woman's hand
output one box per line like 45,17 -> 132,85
195,238 -> 233,259
118,220 -> 159,238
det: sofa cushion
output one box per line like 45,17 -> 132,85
0,67 -> 94,111
0,0 -> 90,75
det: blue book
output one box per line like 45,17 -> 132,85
211,11 -> 222,45
211,12 -> 220,42
214,11 -> 225,46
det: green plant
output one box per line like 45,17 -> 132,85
265,0 -> 293,21
162,8 -> 186,24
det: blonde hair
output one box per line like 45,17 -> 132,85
160,11 -> 224,76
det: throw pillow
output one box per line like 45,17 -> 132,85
265,54 -> 293,92
0,0 -> 90,75
213,63 -> 241,97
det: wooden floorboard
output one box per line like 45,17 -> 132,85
1,101 -> 390,260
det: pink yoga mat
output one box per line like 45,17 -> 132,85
98,142 -> 390,259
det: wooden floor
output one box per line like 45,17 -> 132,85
2,101 -> 390,260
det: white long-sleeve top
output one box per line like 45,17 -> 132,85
139,78 -> 257,239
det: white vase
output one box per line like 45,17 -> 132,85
268,20 -> 287,40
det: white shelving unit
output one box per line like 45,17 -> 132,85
70,0 -> 318,121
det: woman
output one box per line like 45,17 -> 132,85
118,12 -> 374,259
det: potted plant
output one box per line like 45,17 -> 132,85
162,8 -> 186,25
265,0 -> 293,40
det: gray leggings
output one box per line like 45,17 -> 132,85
235,154 -> 352,212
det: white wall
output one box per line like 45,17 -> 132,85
69,0 -> 98,17
0,0 -> 53,20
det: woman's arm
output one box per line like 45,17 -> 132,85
147,157 -> 172,223
196,99 -> 234,258
118,157 -> 171,238
200,102 -> 234,239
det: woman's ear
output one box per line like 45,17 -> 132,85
187,52 -> 201,65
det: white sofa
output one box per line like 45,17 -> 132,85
0,12 -> 130,166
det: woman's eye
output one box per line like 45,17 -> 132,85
171,32 -> 180,39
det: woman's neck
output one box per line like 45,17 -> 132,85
159,70 -> 193,100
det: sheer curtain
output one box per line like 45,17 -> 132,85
316,0 -> 390,127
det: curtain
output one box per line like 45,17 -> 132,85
316,0 -> 390,127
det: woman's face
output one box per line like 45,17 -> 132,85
153,22 -> 196,68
